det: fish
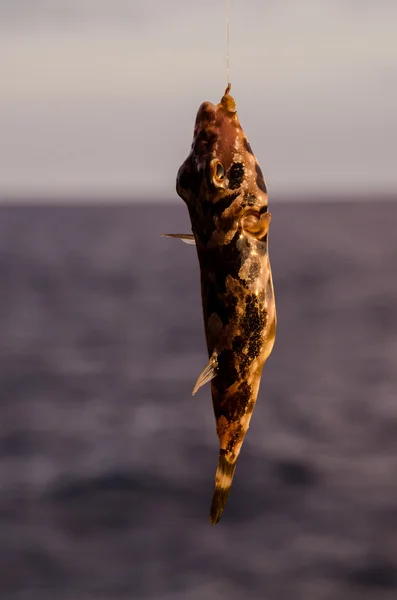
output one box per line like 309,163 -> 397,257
164,85 -> 276,524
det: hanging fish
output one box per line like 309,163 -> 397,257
164,85 -> 276,523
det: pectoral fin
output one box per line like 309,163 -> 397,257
192,352 -> 218,396
161,233 -> 196,245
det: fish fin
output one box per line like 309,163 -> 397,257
161,233 -> 196,245
210,450 -> 237,524
192,352 -> 218,396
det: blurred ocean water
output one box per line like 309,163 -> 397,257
0,201 -> 397,599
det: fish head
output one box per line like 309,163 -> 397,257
176,85 -> 269,244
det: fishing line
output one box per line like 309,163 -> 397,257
226,0 -> 231,87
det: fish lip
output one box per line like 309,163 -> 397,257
220,84 -> 236,113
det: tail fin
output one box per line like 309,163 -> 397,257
210,450 -> 237,524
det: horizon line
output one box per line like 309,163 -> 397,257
0,191 -> 396,206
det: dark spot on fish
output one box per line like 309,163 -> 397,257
231,335 -> 252,378
229,380 -> 252,420
189,194 -> 222,245
218,450 -> 236,477
216,348 -> 239,391
204,281 -> 230,328
243,138 -> 254,155
226,292 -> 238,313
237,379 -> 251,401
190,190 -> 241,245
220,230 -> 249,282
241,294 -> 267,361
228,162 -> 245,190
236,351 -> 251,380
248,258 -> 261,282
227,426 -> 243,452
203,279 -> 238,335
255,163 -> 267,193
204,192 -> 239,219
232,335 -> 245,353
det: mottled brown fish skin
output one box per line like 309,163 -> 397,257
176,86 -> 276,524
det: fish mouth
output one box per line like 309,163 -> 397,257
220,84 -> 236,114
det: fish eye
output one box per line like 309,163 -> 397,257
210,159 -> 226,186
215,162 -> 225,180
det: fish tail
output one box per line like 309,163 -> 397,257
210,450 -> 237,524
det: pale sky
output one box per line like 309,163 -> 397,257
0,0 -> 396,200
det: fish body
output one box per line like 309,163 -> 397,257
176,87 -> 276,523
